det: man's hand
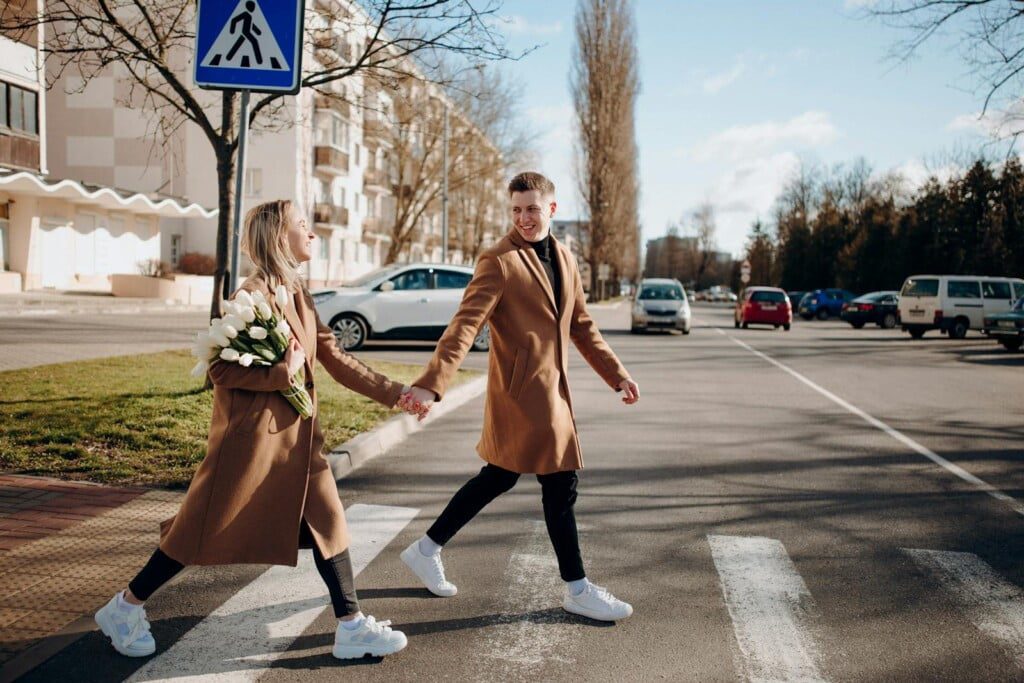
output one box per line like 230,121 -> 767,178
618,378 -> 639,405
397,385 -> 437,421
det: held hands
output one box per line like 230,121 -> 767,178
397,385 -> 436,422
618,378 -> 640,405
284,338 -> 306,375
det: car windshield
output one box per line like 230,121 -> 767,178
1015,297 -> 1024,312
901,278 -> 939,297
750,291 -> 786,302
639,284 -> 683,300
345,265 -> 404,287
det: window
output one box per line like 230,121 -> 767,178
22,90 -> 36,135
435,270 -> 472,289
750,290 -> 786,303
1,82 -> 39,136
244,169 -> 262,197
0,87 -> 6,128
353,143 -> 361,165
319,236 -> 329,260
389,269 -> 430,291
638,284 -> 683,300
0,216 -> 8,271
901,278 -> 938,297
1014,282 -> 1024,301
947,280 -> 981,299
170,234 -> 183,267
982,280 -> 1012,300
9,86 -> 23,131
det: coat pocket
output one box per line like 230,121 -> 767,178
508,347 -> 528,399
231,389 -> 269,434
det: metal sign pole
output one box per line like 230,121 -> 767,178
442,101 -> 449,263
229,89 -> 251,295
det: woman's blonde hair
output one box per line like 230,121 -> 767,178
241,199 -> 300,291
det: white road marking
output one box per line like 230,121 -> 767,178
718,330 -> 1024,517
905,548 -> 1024,670
127,503 -> 419,682
708,534 -> 828,683
482,520 -> 580,678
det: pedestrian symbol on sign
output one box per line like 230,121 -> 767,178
200,0 -> 287,70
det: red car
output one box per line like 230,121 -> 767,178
735,286 -> 792,330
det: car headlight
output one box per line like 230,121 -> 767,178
311,291 -> 337,305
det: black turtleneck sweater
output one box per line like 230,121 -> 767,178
530,234 -> 562,311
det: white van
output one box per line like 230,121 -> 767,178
898,275 -> 1024,339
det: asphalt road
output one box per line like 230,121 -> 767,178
17,302 -> 1024,682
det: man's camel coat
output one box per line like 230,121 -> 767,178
159,276 -> 403,566
414,229 -> 630,474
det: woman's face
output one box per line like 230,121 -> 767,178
284,203 -> 314,263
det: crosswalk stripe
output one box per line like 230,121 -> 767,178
708,534 -> 828,683
482,520 -> 580,678
126,503 -> 419,682
905,548 -> 1024,670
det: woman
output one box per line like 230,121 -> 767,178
95,199 -> 423,660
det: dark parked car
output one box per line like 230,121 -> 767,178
982,297 -> 1024,351
786,291 -> 807,312
798,288 -> 857,320
840,291 -> 900,329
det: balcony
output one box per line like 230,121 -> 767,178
311,28 -> 351,66
0,132 -> 40,172
314,94 -> 350,120
314,145 -> 349,175
313,203 -> 349,228
362,113 -> 393,142
363,166 -> 395,192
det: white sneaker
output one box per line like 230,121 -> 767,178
563,583 -> 633,622
95,592 -> 156,657
400,540 -> 457,597
332,615 -> 408,659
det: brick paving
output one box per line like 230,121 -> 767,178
0,475 -> 182,671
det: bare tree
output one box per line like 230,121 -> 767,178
570,0 -> 641,300
1,0 -> 517,317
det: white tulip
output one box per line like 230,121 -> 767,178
238,306 -> 256,324
275,320 -> 291,337
208,328 -> 231,347
235,290 -> 254,308
222,313 -> 245,331
221,300 -> 239,317
251,289 -> 268,304
238,353 -> 255,367
257,301 -> 273,319
219,347 -> 240,362
220,323 -> 239,339
276,284 -> 290,309
190,359 -> 209,378
249,326 -> 268,340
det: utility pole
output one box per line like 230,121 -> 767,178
441,100 -> 449,263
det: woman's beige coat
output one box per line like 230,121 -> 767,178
413,229 -> 630,474
159,276 -> 403,566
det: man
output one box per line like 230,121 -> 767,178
399,171 -> 639,622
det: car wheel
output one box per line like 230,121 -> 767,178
774,324 -> 780,329
816,308 -> 829,321
783,323 -> 791,331
471,324 -> 490,352
949,318 -> 969,340
800,313 -> 813,321
881,312 -> 897,329
682,326 -> 691,335
741,322 -> 749,329
851,322 -> 865,329
1000,338 -> 1023,352
734,318 -> 740,329
630,326 -> 641,334
331,314 -> 367,351
909,328 -> 926,339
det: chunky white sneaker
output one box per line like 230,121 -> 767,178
563,583 -> 633,622
332,615 -> 408,659
95,593 -> 156,657
400,540 -> 457,597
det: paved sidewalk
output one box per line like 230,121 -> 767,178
0,291 -> 206,318
0,476 -> 182,678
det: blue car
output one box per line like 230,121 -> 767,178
798,288 -> 857,320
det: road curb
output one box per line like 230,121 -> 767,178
326,374 -> 487,481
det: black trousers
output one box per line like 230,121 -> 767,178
426,463 -> 585,582
128,520 -> 360,618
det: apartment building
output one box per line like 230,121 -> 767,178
42,0 -> 505,290
0,0 -> 209,293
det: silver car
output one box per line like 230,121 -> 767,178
631,278 -> 691,335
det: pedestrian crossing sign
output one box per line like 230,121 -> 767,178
193,0 -> 305,94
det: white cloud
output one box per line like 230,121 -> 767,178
688,111 -> 840,162
889,158 -> 962,191
844,0 -> 879,9
702,61 -> 745,94
947,105 -> 1024,138
705,152 -> 801,252
495,15 -> 563,35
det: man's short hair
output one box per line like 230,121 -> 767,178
508,171 -> 555,197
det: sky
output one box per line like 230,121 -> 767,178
489,0 -> 1000,256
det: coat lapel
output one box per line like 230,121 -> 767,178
509,229 -> 558,315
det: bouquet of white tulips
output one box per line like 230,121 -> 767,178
190,285 -> 313,419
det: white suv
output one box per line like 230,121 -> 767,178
898,274 -> 1024,339
311,263 -> 489,351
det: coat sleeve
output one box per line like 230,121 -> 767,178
312,298 -> 405,408
412,254 -> 504,401
207,284 -> 293,392
568,262 -> 631,391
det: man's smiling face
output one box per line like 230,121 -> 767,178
510,189 -> 557,243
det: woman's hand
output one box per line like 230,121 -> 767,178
284,338 -> 306,376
